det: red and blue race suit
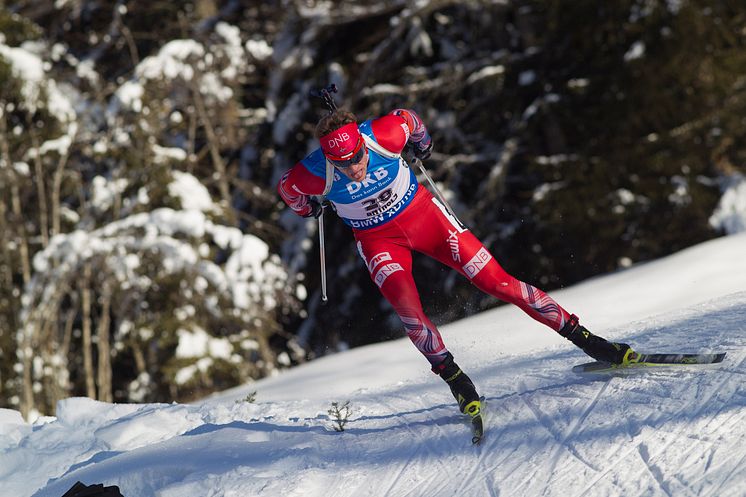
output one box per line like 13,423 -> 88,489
278,109 -> 572,366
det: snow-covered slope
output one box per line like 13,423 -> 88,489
2,234 -> 745,497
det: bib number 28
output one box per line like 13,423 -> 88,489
362,188 -> 395,213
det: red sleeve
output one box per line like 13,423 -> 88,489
277,162 -> 326,217
370,114 -> 410,154
389,109 -> 429,145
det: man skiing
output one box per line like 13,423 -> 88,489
277,107 -> 635,419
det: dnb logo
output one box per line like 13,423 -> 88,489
368,252 -> 393,273
462,247 -> 493,279
326,132 -> 350,150
374,263 -> 403,287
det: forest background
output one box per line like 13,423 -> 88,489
0,0 -> 744,419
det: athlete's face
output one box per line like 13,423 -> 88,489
336,146 -> 369,182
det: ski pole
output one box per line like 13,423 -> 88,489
318,202 -> 328,302
309,84 -> 338,303
414,156 -> 460,222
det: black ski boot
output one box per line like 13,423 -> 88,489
433,352 -> 481,416
559,314 -> 634,364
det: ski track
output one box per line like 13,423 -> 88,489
545,379 -> 609,473
454,398 -> 504,497
516,378 -> 601,495
373,393 -> 459,497
453,419 -> 498,497
578,353 -> 746,497
456,396 -> 523,497
661,354 -> 746,496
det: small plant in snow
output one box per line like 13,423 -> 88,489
328,400 -> 352,432
235,391 -> 257,404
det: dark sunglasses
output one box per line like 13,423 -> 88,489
329,147 -> 365,168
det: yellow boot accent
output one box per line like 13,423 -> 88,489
622,348 -> 640,365
463,400 -> 481,418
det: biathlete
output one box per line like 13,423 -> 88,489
277,108 -> 634,417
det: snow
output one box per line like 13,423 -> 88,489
2,233 -> 746,497
466,65 -> 505,85
152,144 -> 188,165
136,40 -> 205,82
90,176 -> 129,212
0,41 -> 75,122
246,39 -> 273,61
624,41 -> 646,61
710,173 -> 746,234
0,43 -> 45,104
113,80 -> 144,112
175,327 -> 232,360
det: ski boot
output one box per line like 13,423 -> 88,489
559,314 -> 635,364
433,352 -> 481,417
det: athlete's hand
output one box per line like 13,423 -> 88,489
413,137 -> 433,161
302,198 -> 324,219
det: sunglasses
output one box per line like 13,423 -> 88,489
326,136 -> 365,168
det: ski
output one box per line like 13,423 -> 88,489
466,396 -> 485,445
471,412 -> 484,445
573,352 -> 726,373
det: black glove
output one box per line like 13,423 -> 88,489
413,138 -> 433,161
302,198 -> 324,219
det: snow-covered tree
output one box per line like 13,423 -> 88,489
1,4 -> 302,417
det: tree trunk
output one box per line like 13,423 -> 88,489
81,264 -> 96,399
190,77 -> 233,220
50,128 -> 75,236
20,332 -> 35,419
30,128 -> 50,248
97,282 -> 113,403
0,110 -> 31,285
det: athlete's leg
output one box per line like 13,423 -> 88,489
405,195 -> 633,363
354,232 -> 450,366
408,196 -> 571,331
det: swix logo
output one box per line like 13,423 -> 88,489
447,230 -> 461,262
374,263 -> 403,288
463,247 -> 492,279
346,168 -> 389,194
326,132 -> 350,150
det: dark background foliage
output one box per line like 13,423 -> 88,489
2,0 -> 744,410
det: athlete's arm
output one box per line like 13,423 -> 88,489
277,162 -> 326,217
390,109 -> 432,157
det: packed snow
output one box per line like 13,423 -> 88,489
1,233 -> 745,497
